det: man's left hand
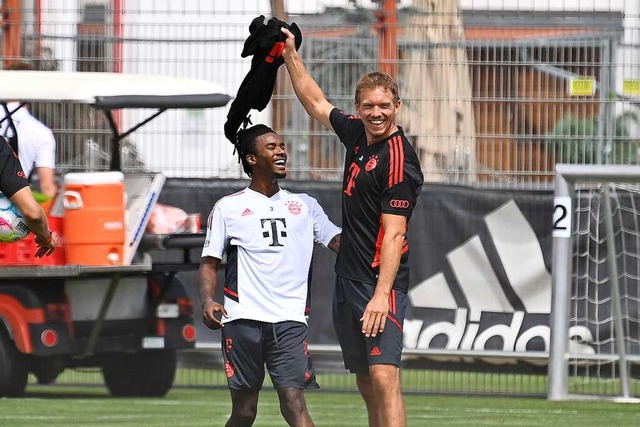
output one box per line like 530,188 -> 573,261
360,293 -> 389,338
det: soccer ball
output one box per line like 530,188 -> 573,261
0,193 -> 31,243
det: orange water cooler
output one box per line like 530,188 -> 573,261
63,172 -> 125,266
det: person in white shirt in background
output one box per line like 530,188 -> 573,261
198,124 -> 341,427
1,61 -> 57,198
0,136 -> 55,257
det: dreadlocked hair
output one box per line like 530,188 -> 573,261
235,124 -> 275,177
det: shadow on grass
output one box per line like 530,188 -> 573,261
23,384 -> 113,399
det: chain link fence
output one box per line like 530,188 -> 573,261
2,0 -> 640,396
1,0 -> 637,187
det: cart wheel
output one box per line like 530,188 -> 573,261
102,349 -> 176,397
0,327 -> 29,397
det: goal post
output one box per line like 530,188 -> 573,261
549,164 -> 640,401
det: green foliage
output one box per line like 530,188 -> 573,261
548,115 -> 597,163
548,111 -> 640,164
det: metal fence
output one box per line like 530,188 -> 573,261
3,0 -> 640,397
42,345 -> 550,397
1,0 -> 638,186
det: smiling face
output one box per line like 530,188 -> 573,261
355,86 -> 401,144
246,131 -> 288,179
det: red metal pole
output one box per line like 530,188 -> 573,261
2,0 -> 23,66
112,0 -> 123,128
113,0 -> 123,73
34,0 -> 42,64
375,0 -> 398,79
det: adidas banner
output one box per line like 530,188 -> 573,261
158,179 -> 638,367
403,184 -> 554,358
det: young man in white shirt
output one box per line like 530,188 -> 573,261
0,136 -> 55,257
1,61 -> 57,197
198,124 -> 340,427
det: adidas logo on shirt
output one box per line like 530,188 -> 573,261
241,208 -> 253,217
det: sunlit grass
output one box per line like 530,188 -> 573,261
1,384 -> 638,427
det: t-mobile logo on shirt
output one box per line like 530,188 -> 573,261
261,218 -> 287,246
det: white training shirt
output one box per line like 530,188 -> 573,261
202,187 -> 340,325
0,102 -> 56,179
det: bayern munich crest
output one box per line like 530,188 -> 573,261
287,201 -> 302,215
365,155 -> 379,171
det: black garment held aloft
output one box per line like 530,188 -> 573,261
223,15 -> 302,145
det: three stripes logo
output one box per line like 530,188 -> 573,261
387,136 -> 404,186
404,200 -> 594,356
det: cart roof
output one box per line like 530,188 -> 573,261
0,71 -> 231,109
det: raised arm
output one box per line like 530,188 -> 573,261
281,27 -> 336,131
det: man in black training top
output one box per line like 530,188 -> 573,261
281,27 -> 423,427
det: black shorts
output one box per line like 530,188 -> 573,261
332,276 -> 407,373
221,319 -> 319,391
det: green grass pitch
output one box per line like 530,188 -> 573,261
1,383 -> 639,427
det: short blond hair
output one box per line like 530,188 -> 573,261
354,71 -> 400,104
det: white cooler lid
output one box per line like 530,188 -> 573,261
64,171 -> 124,185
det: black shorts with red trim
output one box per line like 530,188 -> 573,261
221,319 -> 319,391
332,276 -> 407,373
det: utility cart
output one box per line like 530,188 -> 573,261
0,71 -> 230,397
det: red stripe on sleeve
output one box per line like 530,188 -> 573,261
388,139 -> 396,187
393,138 -> 400,185
397,137 -> 405,183
388,136 -> 405,187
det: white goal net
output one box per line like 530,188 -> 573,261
549,164 -> 640,401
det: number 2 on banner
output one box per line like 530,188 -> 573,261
553,197 -> 572,238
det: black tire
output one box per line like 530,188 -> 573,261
0,327 -> 29,397
102,349 -> 177,397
